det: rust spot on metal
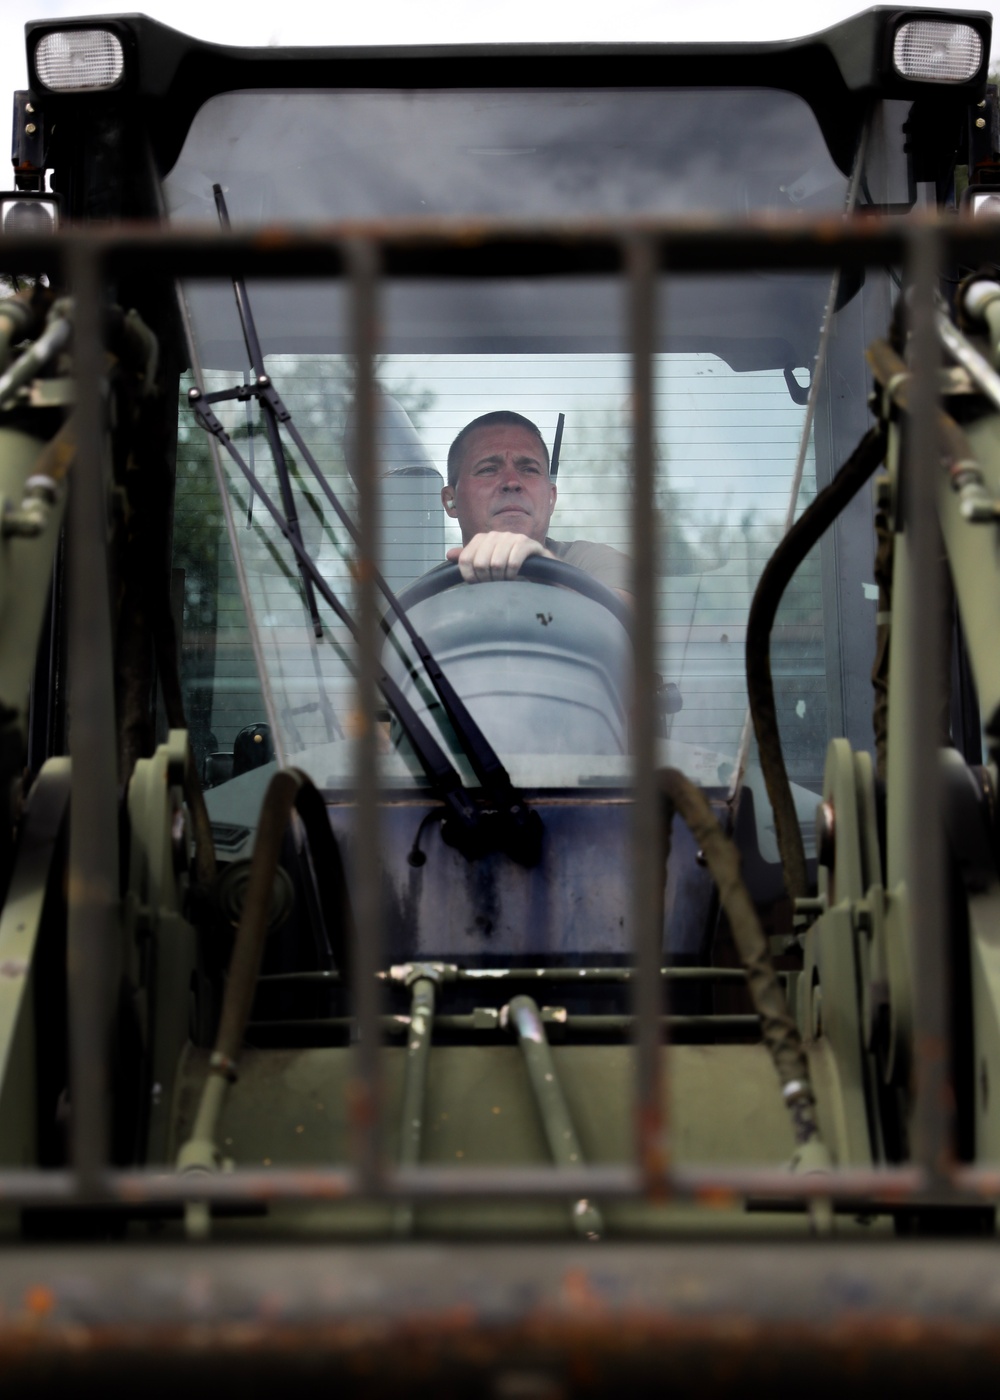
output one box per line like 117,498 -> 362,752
22,1286 -> 54,1318
560,1268 -> 607,1315
253,230 -> 296,250
695,1186 -> 739,1210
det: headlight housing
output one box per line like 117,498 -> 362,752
32,29 -> 125,93
892,19 -> 985,84
962,187 -> 1000,218
0,193 -> 60,235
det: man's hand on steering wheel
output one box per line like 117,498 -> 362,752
446,531 -> 554,583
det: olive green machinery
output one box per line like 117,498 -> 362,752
1,9 -> 1000,1393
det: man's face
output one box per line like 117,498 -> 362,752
444,423 -> 557,545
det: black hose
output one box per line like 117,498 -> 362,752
745,424 -> 887,904
288,770 -> 355,981
659,768 -> 820,1146
212,768 -> 355,1079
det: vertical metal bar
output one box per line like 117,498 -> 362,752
392,975 -> 435,1234
905,223 -> 952,1177
347,236 -> 383,1188
66,240 -> 119,1189
626,234 -> 667,1191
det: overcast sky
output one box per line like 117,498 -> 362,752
2,0 -> 995,177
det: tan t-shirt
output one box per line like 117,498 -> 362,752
546,538 -> 631,594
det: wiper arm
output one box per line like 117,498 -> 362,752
189,388 -> 494,858
197,186 -> 543,866
280,392 -> 540,861
213,186 -> 323,639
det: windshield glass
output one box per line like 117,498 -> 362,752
166,86 -> 849,818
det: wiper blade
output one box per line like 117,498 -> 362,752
189,388 -> 496,857
214,186 -> 323,639
202,185 -> 541,866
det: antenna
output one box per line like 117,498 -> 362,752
550,412 -> 565,479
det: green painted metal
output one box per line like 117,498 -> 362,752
158,1041 -> 841,1235
0,760 -> 69,1181
0,426 -> 68,744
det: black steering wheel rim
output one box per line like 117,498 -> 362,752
396,556 -> 631,632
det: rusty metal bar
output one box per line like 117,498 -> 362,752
904,224 -> 953,1177
15,1239 -> 1000,1380
0,218 -> 936,280
347,235 -> 384,1190
8,217 -> 1000,283
0,1161 -> 962,1206
626,233 -> 667,1193
66,241 -> 118,1191
10,1157 -> 1000,1205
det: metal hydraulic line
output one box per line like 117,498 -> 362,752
504,994 -> 605,1240
392,974 -> 437,1236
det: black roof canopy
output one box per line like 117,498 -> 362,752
23,7 -> 993,177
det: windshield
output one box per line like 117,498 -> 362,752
166,86 -> 851,821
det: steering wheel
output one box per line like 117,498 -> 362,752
397,556 -> 632,632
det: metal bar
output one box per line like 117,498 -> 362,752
348,235 -> 384,1190
935,310 -> 1000,413
260,966 -> 752,985
0,219 -> 916,280
246,1014 -> 762,1032
626,232 -> 666,1194
66,241 -> 119,1191
12,1242 -> 1000,1370
505,996 -> 604,1238
0,1162 -> 965,1207
11,218 -> 1000,283
905,224 -> 953,1178
392,975 -> 436,1235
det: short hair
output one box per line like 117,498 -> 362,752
446,411 -> 550,488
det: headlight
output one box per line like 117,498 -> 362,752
892,20 -> 984,84
33,29 -> 125,93
0,195 -> 59,235
964,189 -> 1000,218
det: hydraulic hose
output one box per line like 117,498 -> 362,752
659,767 -> 824,1154
745,424 -> 887,904
865,339 -> 974,778
178,768 -> 354,1179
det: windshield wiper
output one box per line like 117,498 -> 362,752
190,388 -> 518,859
191,188 -> 543,865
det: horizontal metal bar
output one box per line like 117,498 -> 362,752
11,1240 -> 1000,1388
0,214 -> 998,282
259,966 -> 750,984
246,1013 -> 761,1033
4,1162 -> 1000,1209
